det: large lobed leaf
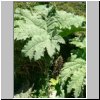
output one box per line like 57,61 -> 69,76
14,5 -> 85,60
59,55 -> 86,98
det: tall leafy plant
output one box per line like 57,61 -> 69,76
14,4 -> 86,98
14,5 -> 85,61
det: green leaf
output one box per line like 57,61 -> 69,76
14,5 -> 85,60
59,26 -> 86,37
49,78 -> 59,86
70,37 -> 86,48
67,66 -> 86,98
59,55 -> 86,97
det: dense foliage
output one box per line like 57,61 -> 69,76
14,2 -> 86,98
